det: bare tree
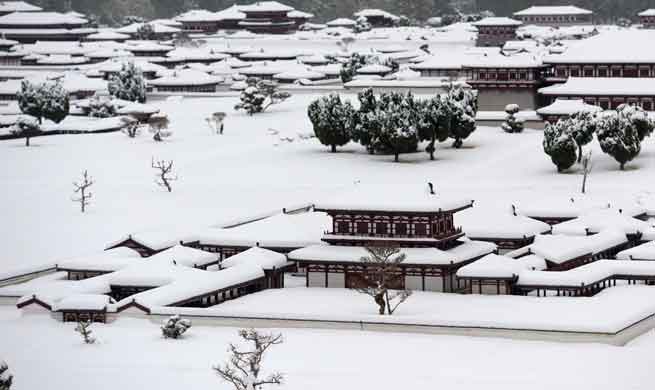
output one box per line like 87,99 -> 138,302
151,157 -> 177,192
121,116 -> 141,138
206,112 -> 226,134
356,244 -> 412,315
72,170 -> 94,213
75,320 -> 96,344
149,113 -> 171,142
581,150 -> 593,194
214,329 -> 284,390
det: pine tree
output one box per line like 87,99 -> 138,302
148,113 -> 171,141
596,111 -> 642,170
108,62 -> 147,103
617,104 -> 654,141
17,80 -> 69,126
135,23 -> 155,40
161,315 -> 191,339
543,119 -> 577,173
339,53 -> 368,83
368,92 -> 419,162
353,15 -> 372,33
445,85 -> 477,148
75,320 -> 96,344
351,88 -> 377,154
501,103 -> 524,133
307,94 -> 354,152
567,110 -> 597,163
234,78 -> 290,115
416,96 -> 450,160
87,96 -> 117,118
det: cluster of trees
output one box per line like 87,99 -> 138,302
14,79 -> 69,146
339,53 -> 397,83
308,86 -> 477,162
543,105 -> 654,172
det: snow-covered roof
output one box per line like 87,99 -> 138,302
273,68 -> 324,80
36,54 -> 88,65
166,47 -> 229,61
552,209 -> 651,236
239,1 -> 293,13
54,294 -> 114,311
125,41 -> 175,53
639,9 -> 655,17
540,77 -> 655,97
289,239 -> 496,266
544,31 -> 655,64
463,52 -> 544,69
356,63 -> 392,74
457,253 -> 546,279
326,17 -> 356,27
57,247 -> 141,272
472,17 -> 522,27
120,263 -> 264,308
0,1 -> 41,13
516,259 -> 655,287
149,69 -> 223,87
536,98 -> 602,116
457,212 -> 551,240
146,244 -> 218,268
513,196 -> 609,219
221,247 -> 288,270
214,5 -> 246,20
95,58 -> 167,75
527,230 -> 627,264
514,6 -> 592,16
310,63 -> 342,76
0,11 -> 86,26
106,227 -> 198,252
86,30 -> 130,41
192,211 -> 331,248
176,9 -> 225,22
239,60 -> 294,76
617,241 -> 655,261
116,22 -> 180,34
315,189 -> 473,214
239,50 -> 299,60
353,8 -> 400,20
287,10 -> 313,19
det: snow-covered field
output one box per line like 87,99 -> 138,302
1,306 -> 654,390
2,93 -> 654,274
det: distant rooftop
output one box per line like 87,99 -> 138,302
514,5 -> 593,16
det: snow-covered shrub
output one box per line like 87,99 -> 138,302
214,329 -> 283,390
161,315 -> 191,339
596,111 -> 642,170
75,320 -> 96,344
617,104 -> 654,141
353,16 -> 372,33
307,93 -> 354,152
148,113 -> 171,141
135,23 -> 155,40
11,116 -> 41,147
108,62 -> 147,103
0,361 -> 12,390
234,78 -> 290,115
501,103 -> 524,133
445,85 -> 478,148
339,52 -> 368,83
122,15 -> 145,25
17,79 -> 69,125
543,120 -> 577,172
87,96 -> 117,118
566,110 -> 597,163
416,96 -> 451,160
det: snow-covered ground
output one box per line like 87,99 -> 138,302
1,306 -> 653,390
2,93 -> 654,274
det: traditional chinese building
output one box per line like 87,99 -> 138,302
0,11 -> 94,43
288,193 -> 497,292
513,5 -> 593,27
238,1 -> 296,34
539,77 -> 655,110
638,9 -> 655,29
464,53 -> 547,110
472,17 -> 522,47
353,8 -> 399,27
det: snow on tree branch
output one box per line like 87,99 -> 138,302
72,170 -> 94,213
151,157 -> 177,192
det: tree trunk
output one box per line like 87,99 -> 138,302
331,144 -> 336,153
557,166 -> 563,173
25,136 -> 29,147
581,172 -> 587,194
620,162 -> 625,170
374,292 -> 385,315
577,144 -> 582,163
394,153 -> 399,162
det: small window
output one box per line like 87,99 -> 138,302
395,223 -> 407,236
414,223 -> 427,236
337,221 -> 349,234
356,222 -> 368,235
375,222 -> 387,235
